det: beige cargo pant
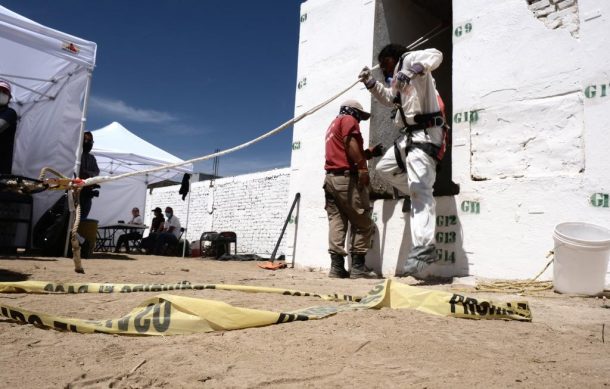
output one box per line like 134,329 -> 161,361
323,173 -> 373,256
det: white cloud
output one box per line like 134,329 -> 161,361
89,96 -> 177,124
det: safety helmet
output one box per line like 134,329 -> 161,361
0,79 -> 12,97
340,99 -> 371,121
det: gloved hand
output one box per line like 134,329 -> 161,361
364,143 -> 384,159
395,70 -> 411,90
358,169 -> 370,188
408,62 -> 425,75
359,67 -> 376,89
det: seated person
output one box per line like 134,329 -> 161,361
140,207 -> 165,253
114,207 -> 143,253
153,206 -> 182,255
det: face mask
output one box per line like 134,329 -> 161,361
165,212 -> 172,218
0,92 -> 9,106
339,106 -> 362,123
385,76 -> 393,86
83,141 -> 93,153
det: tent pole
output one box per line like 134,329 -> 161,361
63,69 -> 93,257
182,180 -> 192,258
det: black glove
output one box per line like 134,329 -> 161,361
364,143 -> 384,159
179,173 -> 191,201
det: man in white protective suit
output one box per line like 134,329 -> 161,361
359,44 -> 447,277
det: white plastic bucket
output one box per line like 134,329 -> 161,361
553,222 -> 610,295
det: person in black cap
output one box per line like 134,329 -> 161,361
140,207 -> 165,253
0,79 -> 18,175
78,131 -> 100,220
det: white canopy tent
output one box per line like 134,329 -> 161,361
89,122 -> 193,227
0,5 -> 97,225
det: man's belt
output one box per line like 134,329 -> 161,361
326,170 -> 357,176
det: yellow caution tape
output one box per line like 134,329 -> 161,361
0,279 -> 531,335
0,280 -> 360,302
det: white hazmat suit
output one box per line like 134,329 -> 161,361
365,48 -> 444,275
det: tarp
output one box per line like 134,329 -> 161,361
89,122 -> 192,226
0,5 -> 97,225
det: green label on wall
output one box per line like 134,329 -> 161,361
591,193 -> 609,208
584,83 -> 609,99
436,215 -> 457,227
297,77 -> 307,89
453,110 -> 479,125
435,231 -> 457,244
292,141 -> 301,150
436,249 -> 456,264
454,22 -> 473,38
461,201 -> 480,214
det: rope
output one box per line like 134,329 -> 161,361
70,189 -> 84,274
79,24 -> 448,187
474,252 -> 554,294
84,67 -> 378,188
36,167 -> 84,273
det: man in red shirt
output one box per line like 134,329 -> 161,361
324,99 -> 382,279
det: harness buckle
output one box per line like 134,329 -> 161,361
429,116 -> 444,128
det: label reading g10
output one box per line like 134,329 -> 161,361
453,111 -> 479,125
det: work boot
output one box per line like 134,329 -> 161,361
350,254 -> 381,279
400,244 -> 439,277
328,254 -> 349,278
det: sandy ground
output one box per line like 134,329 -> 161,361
0,253 -> 609,388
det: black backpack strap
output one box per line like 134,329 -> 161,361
393,140 -> 407,173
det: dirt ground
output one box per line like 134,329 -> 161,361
0,254 -> 609,388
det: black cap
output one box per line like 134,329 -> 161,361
152,207 -> 162,213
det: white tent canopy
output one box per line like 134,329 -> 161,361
89,122 -> 193,227
0,5 -> 97,225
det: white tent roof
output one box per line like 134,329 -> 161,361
89,122 -> 192,227
92,121 -> 192,180
0,5 -> 97,225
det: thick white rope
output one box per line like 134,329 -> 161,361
84,23 -> 450,188
84,67 -> 378,187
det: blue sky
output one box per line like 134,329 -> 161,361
3,1 -> 304,176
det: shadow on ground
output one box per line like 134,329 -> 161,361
0,268 -> 31,281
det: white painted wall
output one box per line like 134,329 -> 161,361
452,0 -> 610,284
144,168 -> 291,257
290,0 -> 610,286
286,0 -> 377,270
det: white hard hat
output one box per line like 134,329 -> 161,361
340,99 -> 371,120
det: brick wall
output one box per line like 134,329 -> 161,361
527,0 -> 579,37
144,168 -> 291,256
